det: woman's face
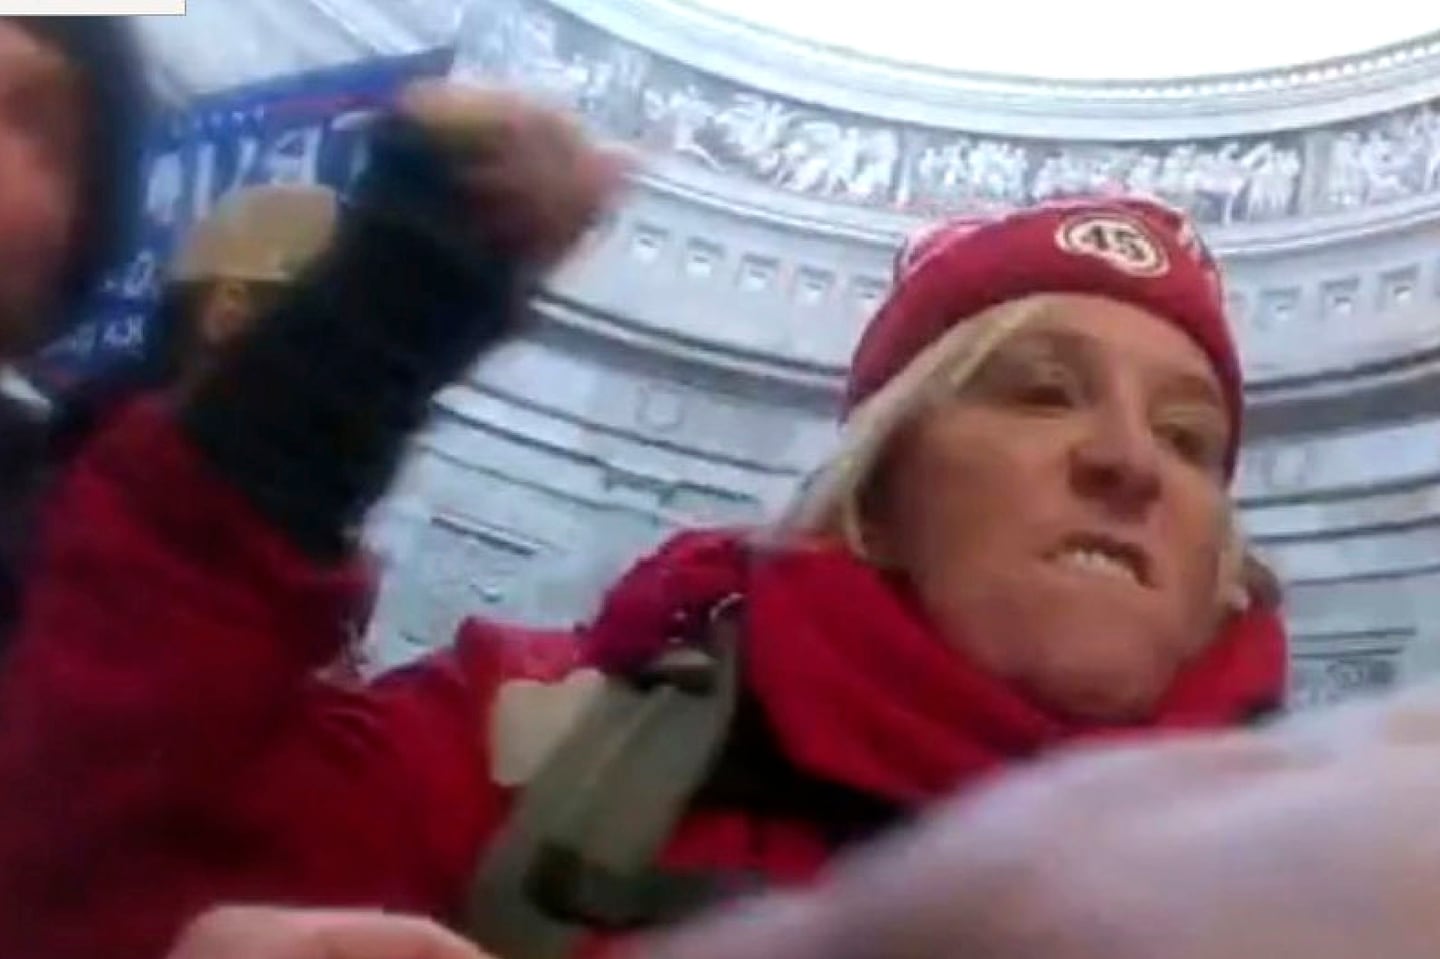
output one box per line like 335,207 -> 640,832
866,294 -> 1232,721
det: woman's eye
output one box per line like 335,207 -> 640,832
964,351 -> 1084,411
1156,421 -> 1224,470
1017,384 -> 1072,407
1011,370 -> 1079,409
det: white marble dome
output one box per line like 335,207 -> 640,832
685,0 -> 1440,80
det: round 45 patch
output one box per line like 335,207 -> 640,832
1055,213 -> 1170,278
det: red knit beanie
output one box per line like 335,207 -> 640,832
846,197 -> 1242,474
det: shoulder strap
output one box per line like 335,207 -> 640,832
464,601 -> 743,959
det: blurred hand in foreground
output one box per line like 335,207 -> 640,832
640,687 -> 1440,959
166,907 -> 493,959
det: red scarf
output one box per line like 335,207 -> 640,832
586,531 -> 1287,807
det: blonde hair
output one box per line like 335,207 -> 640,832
783,295 -> 1048,549
777,294 -> 1271,615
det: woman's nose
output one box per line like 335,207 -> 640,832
1070,406 -> 1162,514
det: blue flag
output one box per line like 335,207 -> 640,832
34,47 -> 454,390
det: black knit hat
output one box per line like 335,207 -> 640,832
12,16 -> 151,312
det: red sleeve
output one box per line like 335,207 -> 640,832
0,401 -> 567,959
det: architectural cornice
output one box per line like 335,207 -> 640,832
635,154 -> 1440,256
566,0 -> 1440,139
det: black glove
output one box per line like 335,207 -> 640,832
182,115 -> 528,561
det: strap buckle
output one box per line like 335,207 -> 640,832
633,593 -> 743,695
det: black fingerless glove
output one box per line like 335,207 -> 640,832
182,115 -> 528,561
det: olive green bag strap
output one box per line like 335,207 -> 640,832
463,601 -> 743,959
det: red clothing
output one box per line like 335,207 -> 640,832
0,402 -> 1287,959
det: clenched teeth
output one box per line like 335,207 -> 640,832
1055,548 -> 1141,586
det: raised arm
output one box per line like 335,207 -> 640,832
0,84 -> 626,959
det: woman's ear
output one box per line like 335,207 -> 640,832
844,496 -> 891,568
844,444 -> 905,570
1217,542 -> 1282,616
1214,522 -> 1248,615
1241,553 -> 1283,610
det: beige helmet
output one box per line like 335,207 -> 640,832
168,183 -> 340,286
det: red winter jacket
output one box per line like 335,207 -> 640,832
0,403 -> 1288,959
